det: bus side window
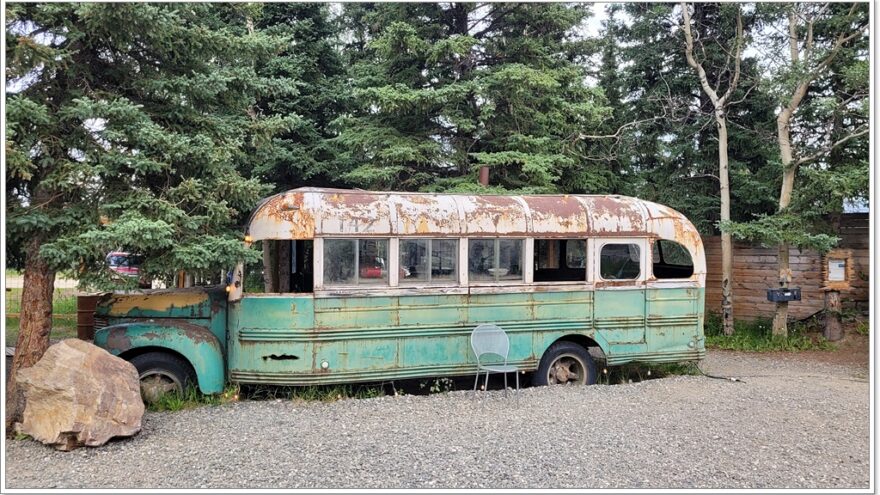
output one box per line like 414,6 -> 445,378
323,238 -> 390,287
247,240 -> 315,293
600,243 -> 641,280
652,240 -> 694,279
399,239 -> 458,284
534,239 -> 586,282
469,239 -> 523,283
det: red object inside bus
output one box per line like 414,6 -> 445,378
360,266 -> 382,278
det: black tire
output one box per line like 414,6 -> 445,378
533,341 -> 597,386
129,352 -> 197,403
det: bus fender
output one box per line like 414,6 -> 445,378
94,322 -> 225,394
540,331 -> 611,360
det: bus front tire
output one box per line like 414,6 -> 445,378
534,342 -> 597,386
129,351 -> 197,403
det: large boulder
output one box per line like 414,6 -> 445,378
14,339 -> 144,451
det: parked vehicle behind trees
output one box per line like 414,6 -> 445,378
91,189 -> 706,399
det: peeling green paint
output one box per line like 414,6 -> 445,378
95,286 -> 704,389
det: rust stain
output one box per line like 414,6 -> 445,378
107,292 -> 208,315
416,216 -> 429,234
106,328 -> 131,352
595,280 -> 645,288
244,189 -> 701,256
108,318 -> 221,349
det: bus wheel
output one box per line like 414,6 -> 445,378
534,342 -> 597,386
129,352 -> 196,403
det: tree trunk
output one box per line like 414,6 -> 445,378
5,236 -> 56,428
681,2 -> 741,335
773,111 -> 797,337
717,116 -> 734,336
823,290 -> 843,341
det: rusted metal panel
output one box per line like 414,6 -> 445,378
244,188 -> 702,253
318,191 -> 392,236
76,294 -> 102,341
456,194 -> 529,235
224,287 -> 703,387
576,195 -> 646,235
96,287 -> 221,319
93,322 -> 226,394
523,195 -> 590,236
392,193 -> 463,235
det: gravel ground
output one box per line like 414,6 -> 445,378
4,350 -> 870,490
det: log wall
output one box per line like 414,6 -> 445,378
704,214 -> 869,320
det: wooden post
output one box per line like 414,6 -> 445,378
823,289 -> 843,341
278,240 -> 291,293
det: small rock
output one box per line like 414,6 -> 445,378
15,339 -> 144,451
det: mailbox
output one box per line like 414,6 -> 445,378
766,287 -> 801,302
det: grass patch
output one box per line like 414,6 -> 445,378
853,320 -> 869,336
598,361 -> 700,385
147,385 -> 241,412
5,287 -> 79,315
5,316 -> 79,344
147,382 -> 388,413
4,288 -> 81,344
242,383 -> 387,402
704,312 -> 835,352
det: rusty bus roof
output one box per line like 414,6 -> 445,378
246,188 -> 703,249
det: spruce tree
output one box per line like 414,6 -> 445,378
247,3 -> 348,191
5,3 -> 285,423
334,3 -> 611,193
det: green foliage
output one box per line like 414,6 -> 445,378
333,3 -> 611,193
704,313 -> 835,352
5,3 -> 281,287
147,384 -> 240,412
244,3 -> 349,191
720,213 -> 839,252
725,3 -> 870,249
243,383 -> 386,402
419,377 -> 455,394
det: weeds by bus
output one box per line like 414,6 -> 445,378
92,188 -> 706,400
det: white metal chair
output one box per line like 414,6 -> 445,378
470,323 -> 520,396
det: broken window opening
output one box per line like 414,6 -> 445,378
651,240 -> 694,279
534,239 -> 587,282
246,240 -> 314,293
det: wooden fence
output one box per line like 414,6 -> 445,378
704,213 -> 869,320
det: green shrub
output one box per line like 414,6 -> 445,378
704,313 -> 834,352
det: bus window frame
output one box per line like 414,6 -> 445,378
594,238 -> 648,283
313,237 -> 394,290
649,238 -> 697,282
467,237 -> 526,286
398,237 -> 461,287
531,238 -> 589,285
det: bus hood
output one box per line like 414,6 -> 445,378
95,285 -> 227,320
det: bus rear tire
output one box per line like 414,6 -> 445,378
534,341 -> 597,386
129,351 -> 197,403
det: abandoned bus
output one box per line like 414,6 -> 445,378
93,188 -> 706,399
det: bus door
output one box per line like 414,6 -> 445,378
592,238 -> 648,349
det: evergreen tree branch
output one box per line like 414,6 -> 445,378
794,126 -> 869,166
